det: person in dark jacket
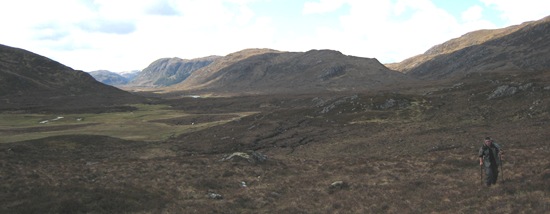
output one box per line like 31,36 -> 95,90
478,137 -> 504,186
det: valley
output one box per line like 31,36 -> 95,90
2,70 -> 550,213
0,104 -> 252,143
1,15 -> 550,213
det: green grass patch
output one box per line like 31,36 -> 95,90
0,104 -> 253,143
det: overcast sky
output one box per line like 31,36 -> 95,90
1,0 -> 549,72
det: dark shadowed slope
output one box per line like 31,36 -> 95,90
0,44 -> 143,112
388,15 -> 550,79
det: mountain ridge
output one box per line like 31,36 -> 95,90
4,15 -> 550,101
388,15 -> 550,79
127,55 -> 220,88
168,49 -> 412,95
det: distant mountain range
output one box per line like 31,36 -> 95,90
2,15 -> 550,104
120,70 -> 141,81
89,57 -> 220,88
89,70 -> 138,86
91,15 -> 550,93
168,48 -> 411,94
92,48 -> 412,94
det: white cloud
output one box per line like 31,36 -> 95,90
1,0 -> 548,72
301,0 -> 464,62
296,0 -> 505,62
303,0 -> 346,14
481,0 -> 550,25
146,0 -> 180,16
462,5 -> 483,22
0,0 -> 275,71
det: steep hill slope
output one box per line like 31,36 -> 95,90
89,70 -> 129,85
388,15 -> 550,79
0,44 -> 142,112
128,56 -> 220,87
171,49 -> 412,95
168,48 -> 281,91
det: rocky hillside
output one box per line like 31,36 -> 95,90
0,44 -> 142,112
388,15 -> 550,79
128,56 -> 220,87
89,70 -> 130,85
170,49 -> 412,95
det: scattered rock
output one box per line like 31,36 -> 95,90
208,193 -> 223,200
269,192 -> 281,198
319,65 -> 346,81
376,98 -> 411,110
378,98 -> 398,109
221,151 -> 268,164
544,86 -> 550,90
488,85 -> 518,100
328,180 -> 349,193
221,152 -> 250,162
312,97 -> 326,107
85,161 -> 98,166
519,83 -> 533,91
250,151 -> 268,163
319,95 -> 358,114
452,82 -> 464,88
530,99 -> 543,110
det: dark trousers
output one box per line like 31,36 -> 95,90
485,165 -> 499,186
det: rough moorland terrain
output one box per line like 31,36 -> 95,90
2,69 -> 549,213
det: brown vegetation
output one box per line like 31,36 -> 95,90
2,70 -> 549,213
0,44 -> 145,113
387,15 -> 550,79
165,49 -> 411,95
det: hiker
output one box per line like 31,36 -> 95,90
478,137 -> 504,186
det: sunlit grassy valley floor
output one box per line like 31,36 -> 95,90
0,104 -> 253,143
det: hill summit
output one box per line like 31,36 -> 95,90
388,15 -> 550,79
169,49 -> 411,95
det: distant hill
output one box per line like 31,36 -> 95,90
388,15 -> 550,79
0,44 -> 143,111
128,56 -> 220,87
169,49 -> 412,95
89,70 -> 130,85
120,70 -> 141,81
